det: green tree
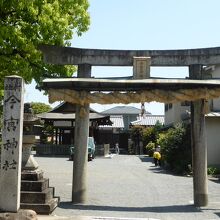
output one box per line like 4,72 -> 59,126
0,0 -> 90,92
31,102 -> 52,114
142,121 -> 163,147
142,127 -> 156,146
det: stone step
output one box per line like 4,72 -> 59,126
21,178 -> 49,192
20,197 -> 59,214
21,187 -> 54,204
21,170 -> 44,181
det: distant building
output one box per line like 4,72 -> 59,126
129,114 -> 164,155
99,105 -> 147,152
36,102 -> 111,156
131,115 -> 164,127
101,105 -> 151,131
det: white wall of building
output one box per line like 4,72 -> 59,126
209,65 -> 220,111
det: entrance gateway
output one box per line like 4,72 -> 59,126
40,45 -> 220,207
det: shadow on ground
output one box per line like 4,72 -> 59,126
215,212 -> 220,217
138,156 -> 153,163
148,166 -> 170,174
138,156 -> 177,176
57,202 -> 211,213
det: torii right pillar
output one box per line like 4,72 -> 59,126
189,64 -> 208,207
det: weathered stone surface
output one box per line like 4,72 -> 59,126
20,169 -> 59,214
0,209 -> 37,220
72,64 -> 91,203
0,76 -> 24,212
22,155 -> 39,171
190,64 -> 208,207
39,45 -> 220,66
21,170 -> 44,181
22,136 -> 37,169
21,179 -> 49,192
20,198 -> 59,215
21,188 -> 54,204
104,144 -> 110,157
43,77 -> 220,91
133,56 -> 151,79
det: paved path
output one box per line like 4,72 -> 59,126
36,155 -> 220,220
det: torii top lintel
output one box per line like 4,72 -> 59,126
39,45 -> 220,66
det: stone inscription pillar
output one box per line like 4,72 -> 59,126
0,76 -> 24,212
72,64 -> 91,203
189,64 -> 208,207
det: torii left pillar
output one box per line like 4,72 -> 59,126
72,64 -> 91,203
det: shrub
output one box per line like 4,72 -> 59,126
130,122 -> 163,155
142,122 -> 163,145
158,123 -> 191,174
142,127 -> 156,147
207,166 -> 220,175
145,141 -> 155,157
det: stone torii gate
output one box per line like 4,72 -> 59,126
40,45 -> 220,207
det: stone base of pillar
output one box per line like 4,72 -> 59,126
20,169 -> 59,214
72,191 -> 87,204
194,193 -> 208,207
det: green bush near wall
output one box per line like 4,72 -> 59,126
158,123 -> 192,174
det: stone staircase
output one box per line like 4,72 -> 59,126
20,170 -> 59,214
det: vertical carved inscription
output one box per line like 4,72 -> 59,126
0,76 -> 24,212
133,56 -> 151,79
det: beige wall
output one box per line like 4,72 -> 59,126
206,117 -> 220,167
204,66 -> 220,166
207,65 -> 220,111
165,104 -> 175,125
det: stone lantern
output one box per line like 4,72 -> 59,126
20,103 -> 59,214
22,103 -> 40,170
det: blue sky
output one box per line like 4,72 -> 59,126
25,0 -> 220,114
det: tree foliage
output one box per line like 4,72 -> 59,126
145,141 -> 155,157
130,121 -> 163,154
130,125 -> 143,140
142,121 -> 163,147
142,127 -> 156,146
0,0 -> 90,92
31,102 -> 52,114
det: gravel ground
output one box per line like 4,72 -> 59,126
36,155 -> 220,220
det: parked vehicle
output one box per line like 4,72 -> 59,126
69,137 -> 95,161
